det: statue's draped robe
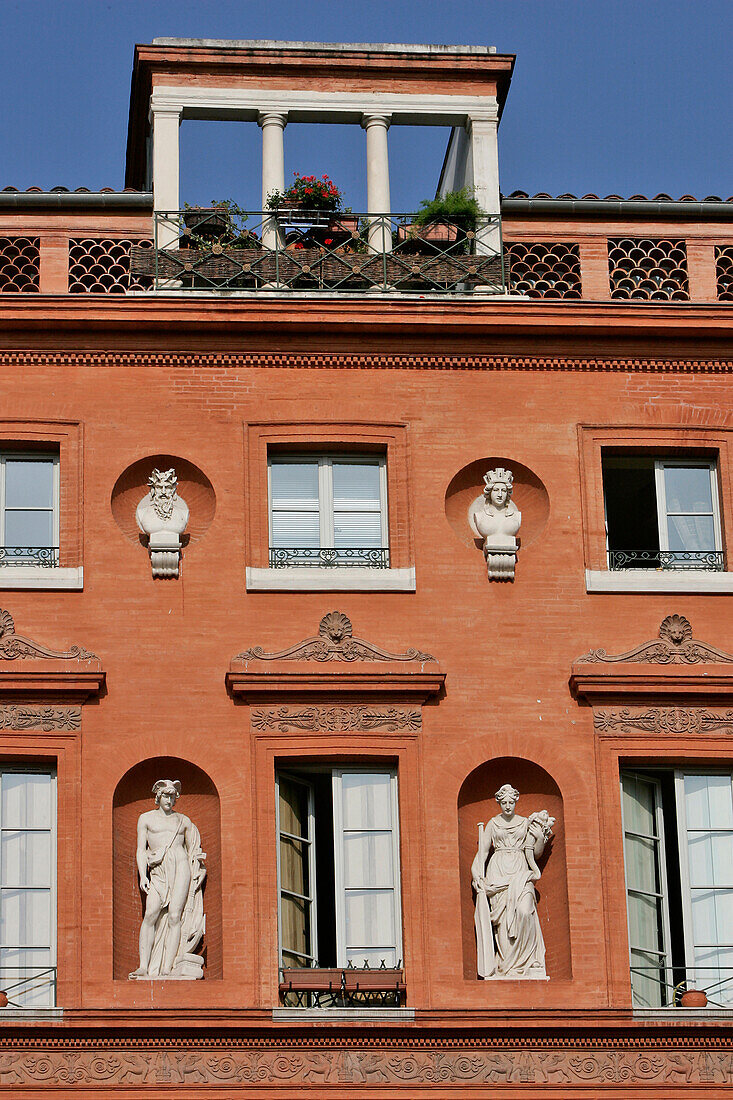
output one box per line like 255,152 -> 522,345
474,815 -> 546,978
146,816 -> 206,977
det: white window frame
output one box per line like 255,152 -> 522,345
0,767 -> 57,1008
332,767 -> 402,969
654,459 -> 722,556
674,769 -> 733,994
267,454 -> 389,553
0,453 -> 60,562
275,771 -> 318,970
620,771 -> 674,1006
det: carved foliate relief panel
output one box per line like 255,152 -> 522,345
0,705 -> 80,731
0,609 -> 97,662
251,705 -> 421,733
595,707 -> 733,736
0,1044 -> 731,1087
234,611 -> 435,664
577,614 -> 733,666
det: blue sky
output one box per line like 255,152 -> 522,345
0,0 -> 730,211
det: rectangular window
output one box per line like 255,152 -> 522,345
0,769 -> 56,1008
621,769 -> 733,1008
268,455 -> 389,567
0,454 -> 59,567
603,456 -> 723,571
276,767 -> 402,971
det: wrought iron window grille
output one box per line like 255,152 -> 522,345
608,550 -> 725,571
270,547 -> 389,568
0,546 -> 59,567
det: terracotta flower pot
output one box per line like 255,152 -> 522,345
679,988 -> 708,1008
183,208 -> 232,240
0,991 -> 8,1008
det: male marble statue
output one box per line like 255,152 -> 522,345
471,784 -> 554,979
129,779 -> 206,980
135,468 -> 189,578
469,467 -> 521,580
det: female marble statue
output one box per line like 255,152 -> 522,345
471,784 -> 554,979
469,467 -> 521,580
129,779 -> 206,980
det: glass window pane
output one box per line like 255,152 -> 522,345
693,947 -> 733,1006
0,888 -> 51,946
4,461 -> 54,509
625,835 -> 661,894
4,511 -> 53,549
690,888 -> 733,945
280,895 -> 311,961
663,465 -> 714,514
343,831 -> 393,889
622,774 -> 656,836
345,946 -> 397,968
688,832 -> 733,888
278,778 -> 309,840
684,775 -> 733,830
627,891 -> 664,955
280,836 -> 308,897
666,514 -> 715,552
333,511 -> 383,548
1,832 -> 51,888
1,774 -> 52,830
629,946 -> 666,1008
344,889 -> 395,950
341,773 -> 393,830
271,511 -> 320,548
270,462 -> 319,503
332,462 -> 381,503
0,947 -> 53,1009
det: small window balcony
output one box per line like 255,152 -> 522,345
608,549 -> 726,571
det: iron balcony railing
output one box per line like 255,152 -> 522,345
608,549 -> 726,571
630,964 -> 733,1010
0,546 -> 59,567
132,210 -> 505,294
270,546 -> 390,568
279,961 -> 405,1008
0,965 -> 56,1009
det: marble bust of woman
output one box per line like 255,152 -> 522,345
469,467 -> 521,580
471,784 -> 554,979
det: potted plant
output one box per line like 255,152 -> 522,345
397,187 -> 484,251
183,200 -> 238,240
677,984 -> 708,1008
267,174 -> 345,226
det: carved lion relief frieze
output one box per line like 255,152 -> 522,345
576,614 -> 733,666
234,611 -> 435,665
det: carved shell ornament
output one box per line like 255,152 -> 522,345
576,614 -> 733,666
234,611 -> 435,664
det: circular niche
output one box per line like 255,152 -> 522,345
111,454 -> 216,544
445,457 -> 549,550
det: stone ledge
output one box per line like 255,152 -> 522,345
0,567 -> 83,591
586,568 -> 733,593
246,566 -> 415,592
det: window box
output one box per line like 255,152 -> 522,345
279,966 -> 406,1007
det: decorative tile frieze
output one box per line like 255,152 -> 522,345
594,706 -> 733,736
251,704 -> 421,733
0,1044 -> 730,1087
0,704 -> 80,731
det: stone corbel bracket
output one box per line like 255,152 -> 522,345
226,611 -> 444,703
0,608 -> 104,699
570,613 -> 733,702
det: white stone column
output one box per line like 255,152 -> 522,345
362,113 -> 392,254
467,110 -> 501,256
259,111 -> 287,251
150,106 -> 182,249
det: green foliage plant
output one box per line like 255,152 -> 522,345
413,187 -> 483,231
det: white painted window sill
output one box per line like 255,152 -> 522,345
0,1007 -> 63,1020
272,1007 -> 414,1021
246,566 -> 415,592
0,567 -> 83,590
586,569 -> 733,593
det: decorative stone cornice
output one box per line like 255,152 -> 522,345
235,612 -> 434,664
228,612 -> 444,702
576,615 -> 733,666
0,351 -> 730,374
0,608 -> 103,699
571,616 -> 733,702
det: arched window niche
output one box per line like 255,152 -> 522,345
112,757 -> 222,980
457,757 -> 571,981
